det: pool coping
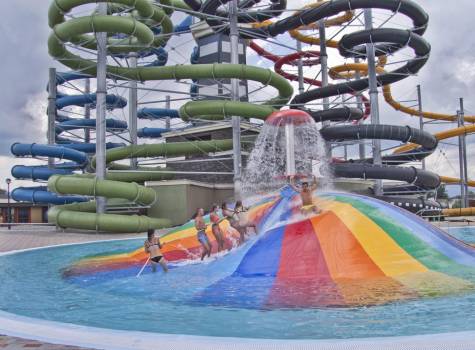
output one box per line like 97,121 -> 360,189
1,240 -> 475,350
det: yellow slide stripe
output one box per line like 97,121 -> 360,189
321,201 -> 428,276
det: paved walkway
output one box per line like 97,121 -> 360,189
0,225 -> 146,349
0,335 -> 91,350
0,226 -> 144,253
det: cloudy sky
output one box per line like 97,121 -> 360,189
0,0 -> 474,195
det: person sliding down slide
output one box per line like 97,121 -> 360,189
195,208 -> 212,260
290,175 -> 322,215
144,229 -> 168,273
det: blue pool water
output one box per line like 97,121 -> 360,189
447,226 -> 475,244
0,231 -> 475,340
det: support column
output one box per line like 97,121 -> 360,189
285,123 -> 296,176
364,9 -> 383,196
165,95 -> 171,129
95,2 -> 108,214
319,19 -> 333,162
296,40 -> 305,95
229,0 -> 242,199
129,52 -> 138,169
458,98 -> 468,208
47,68 -> 57,169
354,58 -> 366,160
417,85 -> 425,169
84,78 -> 91,144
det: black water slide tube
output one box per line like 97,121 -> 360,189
184,0 -> 287,23
200,0 -> 439,192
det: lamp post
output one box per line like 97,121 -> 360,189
5,178 -> 11,230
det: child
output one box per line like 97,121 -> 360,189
195,208 -> 211,260
210,204 -> 225,252
290,175 -> 322,215
144,229 -> 168,273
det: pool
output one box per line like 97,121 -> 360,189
0,237 -> 475,341
447,226 -> 475,244
1,192 -> 475,349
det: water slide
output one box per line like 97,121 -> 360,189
10,13 -> 196,203
64,189 -> 475,308
10,71 -> 127,204
40,0 -> 297,232
10,0 -> 470,232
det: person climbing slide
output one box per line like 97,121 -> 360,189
195,208 -> 212,260
144,229 -> 168,273
290,175 -> 322,215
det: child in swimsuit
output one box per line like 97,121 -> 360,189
144,229 -> 168,273
222,202 -> 241,244
195,208 -> 211,260
210,204 -> 225,252
290,175 -> 322,215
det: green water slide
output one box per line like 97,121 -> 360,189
46,0 -> 292,232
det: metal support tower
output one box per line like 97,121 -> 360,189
354,58 -> 366,160
296,40 -> 305,95
165,95 -> 171,129
417,85 -> 425,169
95,2 -> 108,214
47,67 -> 57,169
285,123 -> 296,176
129,52 -> 138,169
84,78 -> 91,144
319,21 -> 330,122
364,9 -> 383,196
458,98 -> 469,208
229,0 -> 242,199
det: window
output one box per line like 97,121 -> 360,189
16,207 -> 30,223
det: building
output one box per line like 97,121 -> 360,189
161,120 -> 261,184
0,197 -> 48,224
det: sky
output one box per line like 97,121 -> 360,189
0,0 -> 474,196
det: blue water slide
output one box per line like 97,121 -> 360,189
11,143 -> 88,167
191,46 -> 200,64
174,16 -> 192,33
55,118 -> 128,134
11,69 -> 129,205
56,93 -> 127,110
137,108 -> 180,119
11,186 -> 88,205
138,127 -> 171,138
11,165 -> 74,181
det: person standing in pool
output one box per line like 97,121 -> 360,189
290,175 -> 322,215
195,208 -> 212,260
144,229 -> 168,273
210,204 -> 225,252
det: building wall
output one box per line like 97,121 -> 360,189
147,181 -> 234,226
30,207 -> 43,223
0,204 -> 48,224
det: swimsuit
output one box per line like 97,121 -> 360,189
197,230 -> 210,245
151,256 -> 163,263
210,213 -> 220,227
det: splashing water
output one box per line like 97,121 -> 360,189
242,117 -> 329,195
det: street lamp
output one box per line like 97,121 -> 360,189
5,178 -> 11,230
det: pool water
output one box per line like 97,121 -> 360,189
447,226 -> 475,244
1,234 -> 475,340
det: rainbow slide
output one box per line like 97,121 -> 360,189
64,188 -> 475,308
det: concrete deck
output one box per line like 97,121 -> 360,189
0,226 -> 143,253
